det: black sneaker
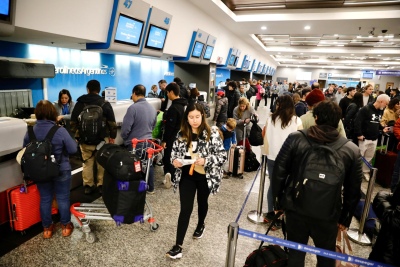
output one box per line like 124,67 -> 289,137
193,224 -> 205,239
166,245 -> 182,259
263,211 -> 275,223
98,185 -> 102,195
84,185 -> 94,195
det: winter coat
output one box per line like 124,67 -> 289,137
171,126 -> 227,194
213,96 -> 228,123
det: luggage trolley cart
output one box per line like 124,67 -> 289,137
70,138 -> 163,243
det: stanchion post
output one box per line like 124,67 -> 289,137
348,167 -> 377,246
247,154 -> 268,224
225,222 -> 239,267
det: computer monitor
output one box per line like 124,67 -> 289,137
203,45 -> 214,60
114,14 -> 144,46
191,41 -> 204,58
228,54 -> 236,65
145,24 -> 168,50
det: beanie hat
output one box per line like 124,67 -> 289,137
217,91 -> 225,97
305,89 -> 324,107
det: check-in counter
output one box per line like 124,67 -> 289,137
0,117 -> 27,192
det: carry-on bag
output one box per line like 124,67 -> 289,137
7,183 -> 41,231
244,211 -> 288,267
374,133 -> 397,188
335,230 -> 360,267
228,145 -> 245,178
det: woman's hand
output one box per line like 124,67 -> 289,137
57,115 -> 64,121
195,157 -> 205,166
244,118 -> 250,124
173,159 -> 183,168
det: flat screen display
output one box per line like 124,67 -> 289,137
228,54 -> 236,65
145,24 -> 167,50
203,45 -> 214,60
234,56 -> 239,66
192,41 -> 204,58
362,72 -> 373,79
0,0 -> 10,15
114,14 -> 144,46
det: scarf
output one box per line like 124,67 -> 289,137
61,104 -> 69,115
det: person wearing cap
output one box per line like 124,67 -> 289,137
213,90 -> 228,128
300,89 -> 347,137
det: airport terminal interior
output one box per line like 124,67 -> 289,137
0,0 -> 400,266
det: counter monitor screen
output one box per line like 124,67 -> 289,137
203,45 -> 214,60
192,41 -> 204,58
0,0 -> 11,21
228,54 -> 236,65
145,24 -> 167,50
114,14 -> 144,46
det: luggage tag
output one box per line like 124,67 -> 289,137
134,161 -> 141,172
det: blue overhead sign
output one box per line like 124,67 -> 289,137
376,70 -> 400,76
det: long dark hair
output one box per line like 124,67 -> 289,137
57,89 -> 72,107
271,95 -> 295,129
180,103 -> 211,148
352,92 -> 363,109
388,98 -> 400,110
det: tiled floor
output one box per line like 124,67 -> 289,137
0,99 -> 387,267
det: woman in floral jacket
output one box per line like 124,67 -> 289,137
166,103 -> 227,260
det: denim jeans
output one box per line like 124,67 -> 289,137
37,170 -> 71,227
391,151 -> 400,192
266,159 -> 275,212
129,142 -> 155,191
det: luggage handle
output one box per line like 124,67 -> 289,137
379,133 -> 390,154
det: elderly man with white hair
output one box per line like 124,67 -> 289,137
354,94 -> 391,181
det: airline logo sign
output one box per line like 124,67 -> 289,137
164,17 -> 170,25
55,65 -> 116,77
124,0 -> 133,9
375,70 -> 400,76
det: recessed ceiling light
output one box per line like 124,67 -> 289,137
379,39 -> 384,42
378,55 -> 381,56
261,26 -> 267,30
334,34 -> 338,36
304,26 -> 311,30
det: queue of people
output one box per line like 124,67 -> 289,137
20,77 -> 400,266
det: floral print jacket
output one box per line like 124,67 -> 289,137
171,126 -> 227,194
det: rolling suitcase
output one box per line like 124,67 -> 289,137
228,145 -> 245,178
7,183 -> 41,231
374,134 -> 397,188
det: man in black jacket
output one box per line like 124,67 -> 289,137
70,80 -> 117,195
173,77 -> 189,100
272,100 -> 363,267
161,83 -> 188,188
354,94 -> 390,181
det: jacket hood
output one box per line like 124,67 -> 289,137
76,93 -> 103,104
173,97 -> 188,106
308,125 -> 340,143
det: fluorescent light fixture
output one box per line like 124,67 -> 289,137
378,55 -> 381,56
379,39 -> 384,41
351,54 -> 354,55
235,5 -> 285,10
261,26 -> 267,30
334,34 -> 338,36
304,26 -> 311,30
337,45 -> 345,46
300,53 -> 303,54
344,1 -> 400,6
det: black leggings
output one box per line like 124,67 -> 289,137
176,171 -> 210,246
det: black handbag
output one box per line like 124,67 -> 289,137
248,115 -> 264,146
244,212 -> 288,267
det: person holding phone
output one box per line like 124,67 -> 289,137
166,103 -> 226,259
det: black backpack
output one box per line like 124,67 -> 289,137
244,150 -> 260,172
21,125 -> 60,183
78,100 -> 106,145
248,115 -> 264,146
282,130 -> 348,221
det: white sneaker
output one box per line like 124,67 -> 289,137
164,173 -> 172,189
364,172 -> 370,182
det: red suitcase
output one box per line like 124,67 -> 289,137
374,134 -> 397,188
7,183 -> 41,231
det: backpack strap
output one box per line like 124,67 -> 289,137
45,125 -> 60,142
27,126 -> 37,142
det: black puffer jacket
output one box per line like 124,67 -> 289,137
272,127 -> 362,227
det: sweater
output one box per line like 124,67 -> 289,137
353,103 -> 383,140
300,110 -> 347,138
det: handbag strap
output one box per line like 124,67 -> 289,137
343,231 -> 353,255
258,211 -> 283,249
